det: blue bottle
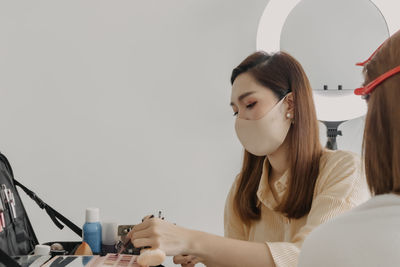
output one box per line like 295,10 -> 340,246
83,208 -> 102,254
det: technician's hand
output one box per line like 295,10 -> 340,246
128,218 -> 190,256
173,255 -> 201,266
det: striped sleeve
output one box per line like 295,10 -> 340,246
224,175 -> 247,240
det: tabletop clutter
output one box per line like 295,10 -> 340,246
14,208 -> 166,267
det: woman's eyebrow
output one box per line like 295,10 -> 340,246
230,91 -> 255,106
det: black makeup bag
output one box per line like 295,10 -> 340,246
0,152 -> 165,267
0,152 -> 82,266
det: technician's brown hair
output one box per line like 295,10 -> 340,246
362,31 -> 400,195
231,51 -> 323,222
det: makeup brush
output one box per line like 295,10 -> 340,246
117,214 -> 157,254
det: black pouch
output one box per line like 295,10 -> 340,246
0,154 -> 37,256
0,153 -> 164,267
0,152 -> 82,266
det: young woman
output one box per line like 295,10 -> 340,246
298,30 -> 400,267
128,51 -> 370,267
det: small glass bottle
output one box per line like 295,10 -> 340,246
102,221 -> 118,254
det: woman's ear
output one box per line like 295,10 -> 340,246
285,92 -> 294,115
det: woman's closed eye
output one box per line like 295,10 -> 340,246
232,102 -> 257,116
246,101 -> 257,109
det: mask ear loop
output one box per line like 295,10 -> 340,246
282,92 -> 294,124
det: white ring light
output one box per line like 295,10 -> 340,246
257,0 -> 302,53
256,0 -> 400,121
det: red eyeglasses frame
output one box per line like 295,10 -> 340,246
354,30 -> 400,97
354,66 -> 400,96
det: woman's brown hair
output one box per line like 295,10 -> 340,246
362,31 -> 400,195
231,51 -> 323,222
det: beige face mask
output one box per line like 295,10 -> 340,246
235,97 -> 291,156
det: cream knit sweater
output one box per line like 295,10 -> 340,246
299,193 -> 400,267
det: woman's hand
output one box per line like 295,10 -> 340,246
128,218 -> 191,256
173,255 -> 201,266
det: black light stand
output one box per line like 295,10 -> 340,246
320,120 -> 346,150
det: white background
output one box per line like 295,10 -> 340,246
0,0 -> 367,265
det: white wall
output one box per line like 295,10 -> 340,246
0,0 -> 269,260
0,0 -> 366,265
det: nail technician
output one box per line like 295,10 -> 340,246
128,51 -> 370,267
